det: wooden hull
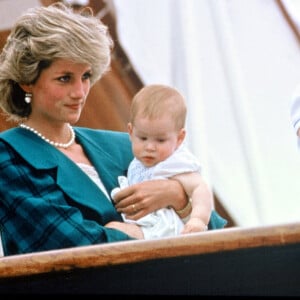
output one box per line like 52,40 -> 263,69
0,222 -> 299,295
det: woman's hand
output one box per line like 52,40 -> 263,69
113,179 -> 188,220
105,221 -> 144,239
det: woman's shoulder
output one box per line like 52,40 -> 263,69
0,127 -> 19,136
74,127 -> 132,156
0,127 -> 21,147
0,128 -> 19,160
74,127 -> 129,140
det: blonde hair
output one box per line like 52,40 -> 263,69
0,2 -> 113,122
130,84 -> 187,130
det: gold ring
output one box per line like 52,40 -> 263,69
132,204 -> 136,212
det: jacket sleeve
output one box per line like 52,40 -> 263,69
0,142 -> 134,256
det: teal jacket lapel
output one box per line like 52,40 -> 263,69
0,127 -> 132,221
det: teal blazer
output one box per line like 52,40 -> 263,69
0,127 -> 226,256
0,127 -> 134,255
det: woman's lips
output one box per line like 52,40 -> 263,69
66,104 -> 81,110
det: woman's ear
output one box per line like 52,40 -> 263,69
19,84 -> 31,93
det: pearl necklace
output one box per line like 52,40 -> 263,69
19,123 -> 75,149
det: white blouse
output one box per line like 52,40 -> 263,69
77,163 -> 110,200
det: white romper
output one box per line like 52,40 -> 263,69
123,143 -> 202,239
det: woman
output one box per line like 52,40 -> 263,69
0,3 -> 196,256
0,3 -> 226,256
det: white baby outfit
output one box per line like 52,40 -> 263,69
114,143 -> 202,239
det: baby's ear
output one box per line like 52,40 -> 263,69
178,128 -> 186,145
127,123 -> 133,136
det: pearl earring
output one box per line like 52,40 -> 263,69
24,93 -> 32,104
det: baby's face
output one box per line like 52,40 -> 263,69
128,116 -> 184,167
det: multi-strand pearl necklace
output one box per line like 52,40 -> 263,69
19,123 -> 75,149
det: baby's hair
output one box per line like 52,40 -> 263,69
130,84 -> 187,130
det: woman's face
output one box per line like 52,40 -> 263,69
28,58 -> 92,125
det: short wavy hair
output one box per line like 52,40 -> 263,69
130,84 -> 187,130
0,3 -> 113,122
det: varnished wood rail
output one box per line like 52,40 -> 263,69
0,222 -> 299,279
0,222 -> 299,295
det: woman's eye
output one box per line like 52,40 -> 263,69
83,72 -> 92,80
58,75 -> 70,83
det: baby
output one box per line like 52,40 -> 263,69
111,84 -> 214,239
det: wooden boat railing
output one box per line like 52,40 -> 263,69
0,222 -> 299,295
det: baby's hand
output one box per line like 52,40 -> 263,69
110,176 -> 129,201
181,217 -> 208,234
110,187 -> 121,201
118,176 -> 129,188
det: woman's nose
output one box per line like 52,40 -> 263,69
71,80 -> 86,98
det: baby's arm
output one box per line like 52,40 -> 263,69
172,172 -> 213,233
